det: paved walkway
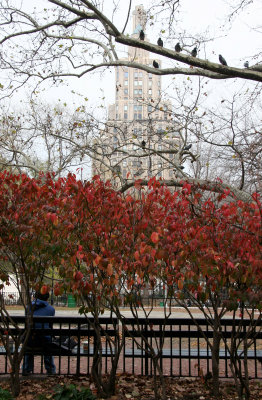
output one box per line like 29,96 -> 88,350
6,306 -> 208,318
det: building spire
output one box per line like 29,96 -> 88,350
132,5 -> 146,35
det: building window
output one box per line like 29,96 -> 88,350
138,113 -> 142,120
149,81 -> 152,87
124,113 -> 128,119
113,136 -> 118,149
148,89 -> 152,95
124,80 -> 128,86
124,71 -> 128,78
124,105 -> 128,111
148,105 -> 153,112
134,71 -> 138,78
134,128 -> 142,136
139,72 -> 143,77
158,163 -> 162,177
148,73 -> 152,79
124,89 -> 128,94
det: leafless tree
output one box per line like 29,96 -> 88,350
187,90 -> 262,195
0,100 -> 98,177
0,0 -> 262,101
1,84 -> 260,202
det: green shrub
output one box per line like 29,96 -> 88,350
37,384 -> 96,400
0,387 -> 14,400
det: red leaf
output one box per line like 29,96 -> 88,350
151,232 -> 159,243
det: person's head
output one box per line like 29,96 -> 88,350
35,291 -> 49,301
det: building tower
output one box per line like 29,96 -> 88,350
93,5 -> 179,186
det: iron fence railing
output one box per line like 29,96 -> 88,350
0,316 -> 261,378
1,292 -> 74,307
1,292 -> 181,307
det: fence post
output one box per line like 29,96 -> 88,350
76,321 -> 81,376
144,323 -> 149,375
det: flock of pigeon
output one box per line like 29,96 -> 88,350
139,29 -> 249,69
135,31 -> 250,169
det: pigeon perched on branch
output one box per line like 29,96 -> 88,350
139,30 -> 145,40
113,165 -> 121,174
157,37 -> 163,47
175,42 -> 182,52
244,61 -> 249,68
191,47 -> 197,57
153,60 -> 159,68
219,54 -> 227,66
134,168 -> 144,177
183,144 -> 192,151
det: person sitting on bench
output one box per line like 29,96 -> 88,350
22,291 -> 56,376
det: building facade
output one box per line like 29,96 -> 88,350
93,5 -> 179,187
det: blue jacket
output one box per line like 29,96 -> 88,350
32,299 -> 55,317
27,299 -> 55,346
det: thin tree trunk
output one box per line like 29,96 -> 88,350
211,316 -> 221,397
152,357 -> 166,400
10,356 -> 21,398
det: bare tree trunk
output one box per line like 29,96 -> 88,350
212,327 -> 221,397
10,354 -> 21,398
152,356 -> 166,400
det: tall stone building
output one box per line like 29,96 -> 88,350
93,5 -> 179,187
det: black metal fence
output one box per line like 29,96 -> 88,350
0,316 -> 261,378
1,292 -> 73,307
1,292 -> 178,307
